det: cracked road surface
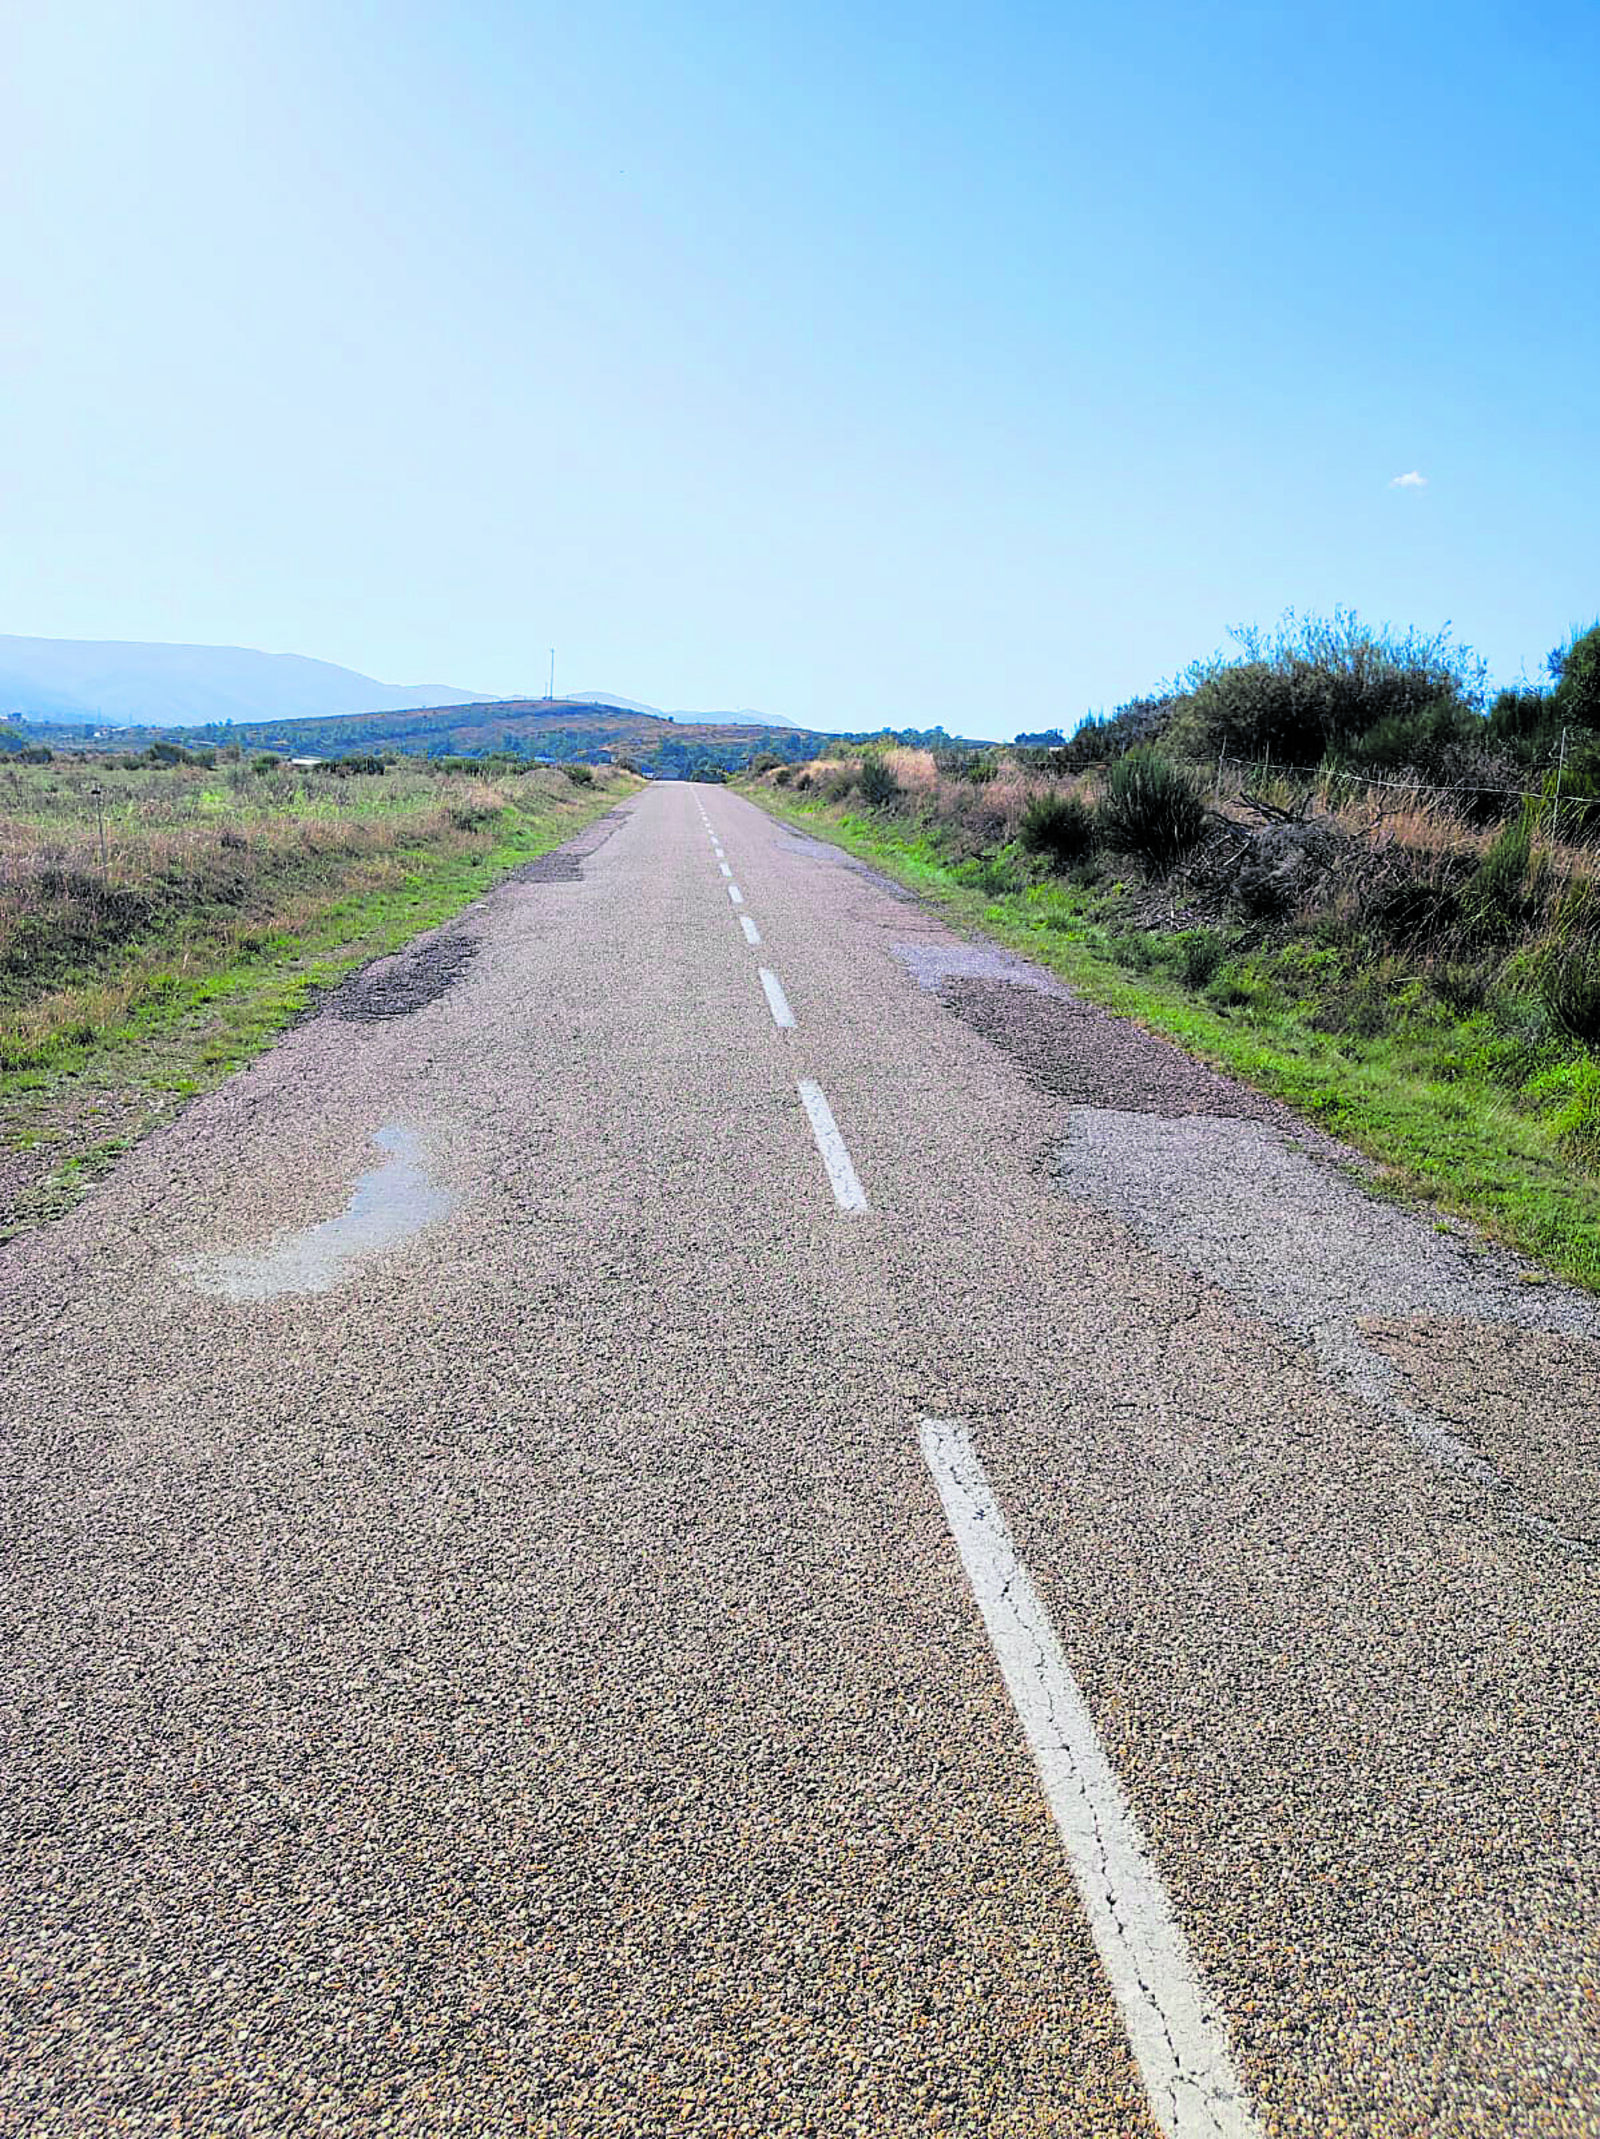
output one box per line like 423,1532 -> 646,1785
3,781 -> 1597,2136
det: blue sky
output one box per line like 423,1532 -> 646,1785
4,0 -> 1596,738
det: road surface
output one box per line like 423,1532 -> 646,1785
3,781 -> 1597,2136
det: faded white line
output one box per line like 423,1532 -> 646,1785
719,860 -> 733,878
726,882 -> 744,905
739,913 -> 762,946
796,1079 -> 867,1212
758,968 -> 796,1029
918,1418 -> 1261,2139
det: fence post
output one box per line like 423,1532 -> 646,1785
1554,726 -> 1568,837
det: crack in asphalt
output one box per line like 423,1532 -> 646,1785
1051,1109 -> 1600,1560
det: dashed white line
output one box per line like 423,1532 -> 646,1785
758,968 -> 796,1029
739,914 -> 762,946
796,1079 -> 868,1213
727,882 -> 744,905
719,860 -> 733,878
918,1418 -> 1261,2139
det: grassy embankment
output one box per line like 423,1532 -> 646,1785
740,749 -> 1600,1290
1,755 -> 635,1235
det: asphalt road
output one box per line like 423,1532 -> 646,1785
3,780 -> 1597,2137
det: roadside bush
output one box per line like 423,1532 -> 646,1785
1174,927 -> 1224,989
1019,790 -> 1098,872
563,762 -> 595,786
858,755 -> 901,809
1464,808 -> 1548,942
1536,929 -> 1600,1045
1099,749 -> 1208,873
251,753 -> 281,773
1175,610 -> 1485,770
750,751 -> 782,774
1551,620 -> 1600,733
773,765 -> 793,786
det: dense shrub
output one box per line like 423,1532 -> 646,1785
1551,621 -> 1600,732
859,755 -> 901,808
1099,749 -> 1209,873
1019,790 -> 1097,871
1175,610 -> 1485,770
750,751 -> 782,774
1174,928 -> 1224,988
1463,809 -> 1547,942
563,762 -> 595,785
1537,932 -> 1600,1045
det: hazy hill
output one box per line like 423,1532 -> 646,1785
0,636 -> 483,728
566,691 -> 797,729
99,697 -> 827,778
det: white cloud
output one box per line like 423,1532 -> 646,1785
1389,470 -> 1428,488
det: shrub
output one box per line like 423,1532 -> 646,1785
858,755 -> 901,809
1537,931 -> 1600,1045
1174,927 -> 1224,988
773,765 -> 793,786
1177,609 -> 1485,769
563,762 -> 595,786
1464,808 -> 1547,942
1551,620 -> 1600,732
1019,790 -> 1098,872
1099,749 -> 1208,873
251,753 -> 281,773
750,751 -> 782,774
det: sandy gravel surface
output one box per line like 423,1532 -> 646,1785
2,782 -> 1597,2135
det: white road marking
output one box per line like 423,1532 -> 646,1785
727,882 -> 744,905
719,860 -> 733,878
739,914 -> 762,946
796,1080 -> 868,1212
918,1418 -> 1261,2139
758,968 -> 796,1029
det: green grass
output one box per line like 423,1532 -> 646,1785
1,764 -> 631,1238
742,783 -> 1600,1290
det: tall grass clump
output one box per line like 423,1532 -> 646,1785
1019,790 -> 1098,872
1463,806 -> 1548,942
1099,749 -> 1208,873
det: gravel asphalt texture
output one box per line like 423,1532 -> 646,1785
2,781 -> 1597,2135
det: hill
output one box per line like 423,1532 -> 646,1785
0,636 -> 482,729
96,698 -> 827,778
566,691 -> 798,729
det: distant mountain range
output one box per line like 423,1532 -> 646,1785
0,636 -> 484,729
0,636 -> 798,733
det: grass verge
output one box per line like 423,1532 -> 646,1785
741,782 -> 1600,1290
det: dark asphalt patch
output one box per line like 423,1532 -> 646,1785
328,933 -> 480,1021
513,804 -> 632,884
939,976 -> 1292,1123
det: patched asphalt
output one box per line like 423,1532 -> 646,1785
2,781 -> 1596,2135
